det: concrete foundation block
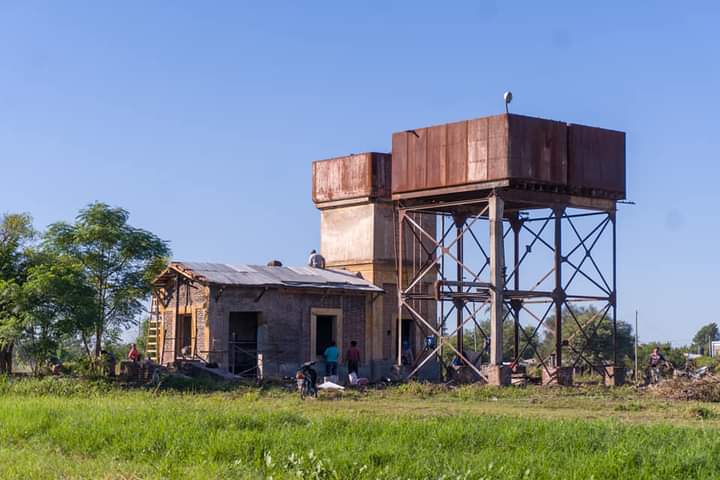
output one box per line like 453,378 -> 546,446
542,366 -> 573,386
604,366 -> 626,387
487,365 -> 511,386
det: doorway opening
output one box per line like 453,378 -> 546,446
310,308 -> 343,361
175,314 -> 192,358
399,318 -> 415,365
315,315 -> 336,356
229,312 -> 259,376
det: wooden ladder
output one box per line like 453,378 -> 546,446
145,296 -> 161,362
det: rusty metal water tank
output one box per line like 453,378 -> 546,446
390,113 -> 625,200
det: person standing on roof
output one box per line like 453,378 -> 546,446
308,249 -> 326,269
323,340 -> 339,377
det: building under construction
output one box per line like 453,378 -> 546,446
149,111 -> 626,386
150,262 -> 382,379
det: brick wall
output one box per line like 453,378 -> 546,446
206,285 -> 368,376
156,280 -> 209,364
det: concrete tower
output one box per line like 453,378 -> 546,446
312,153 -> 397,378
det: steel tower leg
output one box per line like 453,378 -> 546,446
489,194 -> 505,366
454,214 -> 465,359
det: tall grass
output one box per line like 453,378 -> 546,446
1,384 -> 719,479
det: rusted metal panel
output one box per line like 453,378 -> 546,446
391,113 -> 625,199
391,133 -> 408,193
408,127 -> 427,191
312,154 -> 370,203
467,117 -> 488,182
568,124 -> 625,195
371,153 -> 392,199
446,120 -> 468,186
487,114 -> 509,180
427,123 -> 447,188
312,152 -> 391,204
507,115 -> 567,184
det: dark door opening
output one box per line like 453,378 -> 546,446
175,314 -> 192,358
399,319 -> 415,365
315,315 -> 336,356
229,312 -> 258,376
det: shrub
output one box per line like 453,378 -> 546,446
688,406 -> 719,419
0,376 -> 114,397
694,356 -> 720,372
395,381 -> 447,397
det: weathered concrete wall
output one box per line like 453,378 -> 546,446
320,202 -> 435,269
318,198 -> 437,378
381,282 -> 397,362
320,203 -> 378,267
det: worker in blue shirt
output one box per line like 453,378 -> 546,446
323,341 -> 339,376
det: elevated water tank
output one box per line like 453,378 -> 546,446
391,113 -> 625,200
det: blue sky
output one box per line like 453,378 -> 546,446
1,2 -> 718,344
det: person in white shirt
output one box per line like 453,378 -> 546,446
308,249 -> 326,269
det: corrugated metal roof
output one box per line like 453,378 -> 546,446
172,262 -> 383,293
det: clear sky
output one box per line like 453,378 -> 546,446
1,2 -> 718,345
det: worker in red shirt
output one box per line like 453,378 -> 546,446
127,343 -> 141,362
345,340 -> 361,376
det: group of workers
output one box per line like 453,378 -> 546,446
321,340 -> 363,382
97,343 -> 150,377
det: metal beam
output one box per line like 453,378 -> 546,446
395,189 -> 620,385
554,208 -> 565,367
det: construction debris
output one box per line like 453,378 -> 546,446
317,380 -> 345,391
649,374 -> 720,402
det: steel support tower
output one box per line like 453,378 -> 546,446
396,188 -> 619,385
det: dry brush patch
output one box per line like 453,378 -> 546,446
648,375 -> 720,402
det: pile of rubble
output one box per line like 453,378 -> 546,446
649,373 -> 720,402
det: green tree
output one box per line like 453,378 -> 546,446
0,213 -> 35,373
542,306 -> 634,369
15,255 -> 97,373
692,323 -> 719,354
44,203 -> 170,360
441,317 -> 536,370
135,316 -> 150,356
636,342 -> 687,371
0,279 -> 24,373
463,319 -> 537,363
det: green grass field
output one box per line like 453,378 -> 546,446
1,377 -> 720,479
